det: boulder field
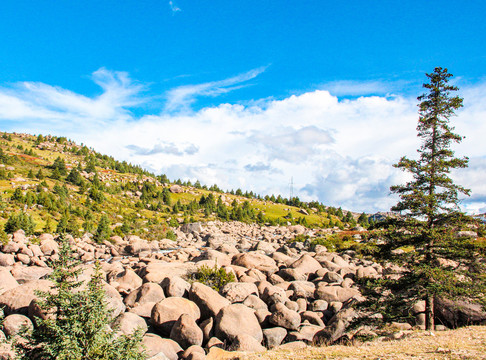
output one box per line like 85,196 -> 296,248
0,221 -> 474,359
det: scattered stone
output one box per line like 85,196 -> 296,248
263,327 -> 287,349
269,302 -> 301,330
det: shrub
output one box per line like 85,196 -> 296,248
0,228 -> 8,246
192,264 -> 235,292
16,237 -> 146,359
165,229 -> 177,241
4,212 -> 36,235
94,215 -> 112,243
287,234 -> 309,243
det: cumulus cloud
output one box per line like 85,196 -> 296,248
248,125 -> 334,162
1,69 -> 486,213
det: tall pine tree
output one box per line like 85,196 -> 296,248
360,68 -> 486,331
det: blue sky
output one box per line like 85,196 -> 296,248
1,1 -> 486,213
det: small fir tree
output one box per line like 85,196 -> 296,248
94,215 -> 112,243
16,238 -> 146,359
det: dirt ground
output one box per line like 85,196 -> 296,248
235,326 -> 486,360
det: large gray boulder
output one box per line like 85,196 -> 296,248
0,268 -> 19,295
269,302 -> 301,330
314,284 -> 361,303
140,262 -> 197,283
215,303 -> 263,343
220,282 -> 258,303
170,313 -> 204,349
112,312 -> 148,336
435,297 -> 486,328
124,283 -> 165,307
10,265 -> 52,283
232,252 -> 278,274
2,314 -> 33,337
263,327 -> 287,349
289,254 -> 322,275
188,282 -> 230,320
161,276 -> 191,298
142,333 -> 182,360
151,297 -> 200,335
0,279 -> 53,315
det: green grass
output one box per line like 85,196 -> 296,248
0,132 -> 357,239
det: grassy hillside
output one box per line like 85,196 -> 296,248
0,132 -> 368,241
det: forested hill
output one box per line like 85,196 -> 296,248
0,132 -> 370,241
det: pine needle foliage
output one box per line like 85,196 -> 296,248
356,68 -> 486,330
16,237 -> 146,360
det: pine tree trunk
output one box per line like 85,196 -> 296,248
426,294 -> 435,330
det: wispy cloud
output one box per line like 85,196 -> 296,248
165,66 -> 267,112
321,79 -> 414,97
169,1 -> 181,13
0,68 -> 144,132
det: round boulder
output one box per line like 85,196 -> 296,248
170,313 -> 204,349
215,303 -> 263,343
151,297 -> 200,335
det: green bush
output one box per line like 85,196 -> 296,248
0,228 -> 8,246
94,215 -> 112,243
287,234 -> 309,243
165,229 -> 177,241
192,264 -> 236,292
4,212 -> 36,235
16,238 -> 146,359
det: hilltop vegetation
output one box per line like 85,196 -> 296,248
0,132 -> 369,241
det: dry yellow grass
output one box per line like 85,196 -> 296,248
236,326 -> 486,360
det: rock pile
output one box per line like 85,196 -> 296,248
1,222 -> 474,359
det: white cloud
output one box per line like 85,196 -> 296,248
1,69 -> 486,214
165,67 -> 267,112
0,68 -> 143,134
321,79 -> 410,97
169,1 -> 181,13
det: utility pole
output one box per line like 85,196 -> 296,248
289,177 -> 294,201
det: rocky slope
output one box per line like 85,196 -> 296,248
0,221 -> 428,360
